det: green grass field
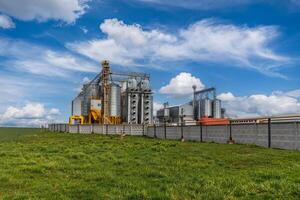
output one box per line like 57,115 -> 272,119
0,128 -> 300,199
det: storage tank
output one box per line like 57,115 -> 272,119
72,96 -> 83,116
213,99 -> 222,118
110,83 -> 121,116
140,79 -> 150,91
201,98 -> 213,117
197,100 -> 202,119
127,78 -> 138,91
89,84 -> 100,98
82,83 -> 100,116
121,81 -> 127,93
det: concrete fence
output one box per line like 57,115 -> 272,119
48,122 -> 300,150
48,124 -> 147,136
147,122 -> 300,150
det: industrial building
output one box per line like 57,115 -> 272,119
156,87 -> 228,125
70,60 -> 153,125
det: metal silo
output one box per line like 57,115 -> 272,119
127,78 -> 138,91
81,83 -> 100,116
197,100 -> 202,119
213,99 -> 222,118
110,83 -> 121,117
201,98 -> 213,117
72,96 -> 83,116
82,84 -> 90,116
140,79 -> 150,91
89,84 -> 100,98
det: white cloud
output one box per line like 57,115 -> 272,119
68,18 -> 289,77
80,26 -> 88,34
75,76 -> 91,92
153,102 -> 164,116
217,92 -> 235,101
0,37 -> 98,77
159,72 -> 205,97
0,14 -> 15,29
0,103 -> 60,127
132,0 -> 300,9
133,0 -> 256,9
284,89 -> 300,98
218,91 -> 300,118
0,0 -> 89,23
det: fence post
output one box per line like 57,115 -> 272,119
268,118 -> 271,148
229,121 -> 232,141
181,122 -> 184,141
154,124 -> 157,138
164,120 -> 167,139
142,124 -> 145,136
200,123 -> 203,142
296,122 -> 299,150
130,125 -> 132,135
106,124 -> 108,135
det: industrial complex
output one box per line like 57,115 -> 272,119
69,60 -> 300,127
70,60 -> 153,125
70,60 -> 231,126
156,87 -> 229,126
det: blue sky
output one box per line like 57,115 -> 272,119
0,0 -> 300,126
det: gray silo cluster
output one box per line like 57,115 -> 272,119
121,78 -> 153,124
194,87 -> 223,119
196,98 -> 222,119
156,86 -> 225,125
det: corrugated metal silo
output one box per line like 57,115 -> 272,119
110,83 -> 121,117
201,98 -> 213,117
213,99 -> 222,118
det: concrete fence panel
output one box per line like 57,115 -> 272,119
156,127 -> 165,139
93,125 -> 105,134
60,124 -> 67,132
115,125 -> 124,135
107,125 -> 118,135
255,124 -> 268,148
79,125 -> 92,134
123,125 -> 131,135
271,123 -> 297,150
184,126 -> 201,141
204,125 -> 228,144
232,124 -> 258,145
147,126 -> 155,137
54,124 -> 57,132
48,124 -> 53,132
166,126 -> 181,140
69,125 -> 79,134
131,125 -> 144,136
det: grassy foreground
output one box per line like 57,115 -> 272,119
0,128 -> 300,199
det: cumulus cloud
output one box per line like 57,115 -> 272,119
0,37 -> 98,77
68,18 -> 289,77
218,91 -> 300,118
153,102 -> 164,116
0,14 -> 15,29
159,72 -> 205,97
0,0 -> 89,23
0,103 -> 60,127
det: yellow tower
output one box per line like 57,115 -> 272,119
101,60 -> 111,124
